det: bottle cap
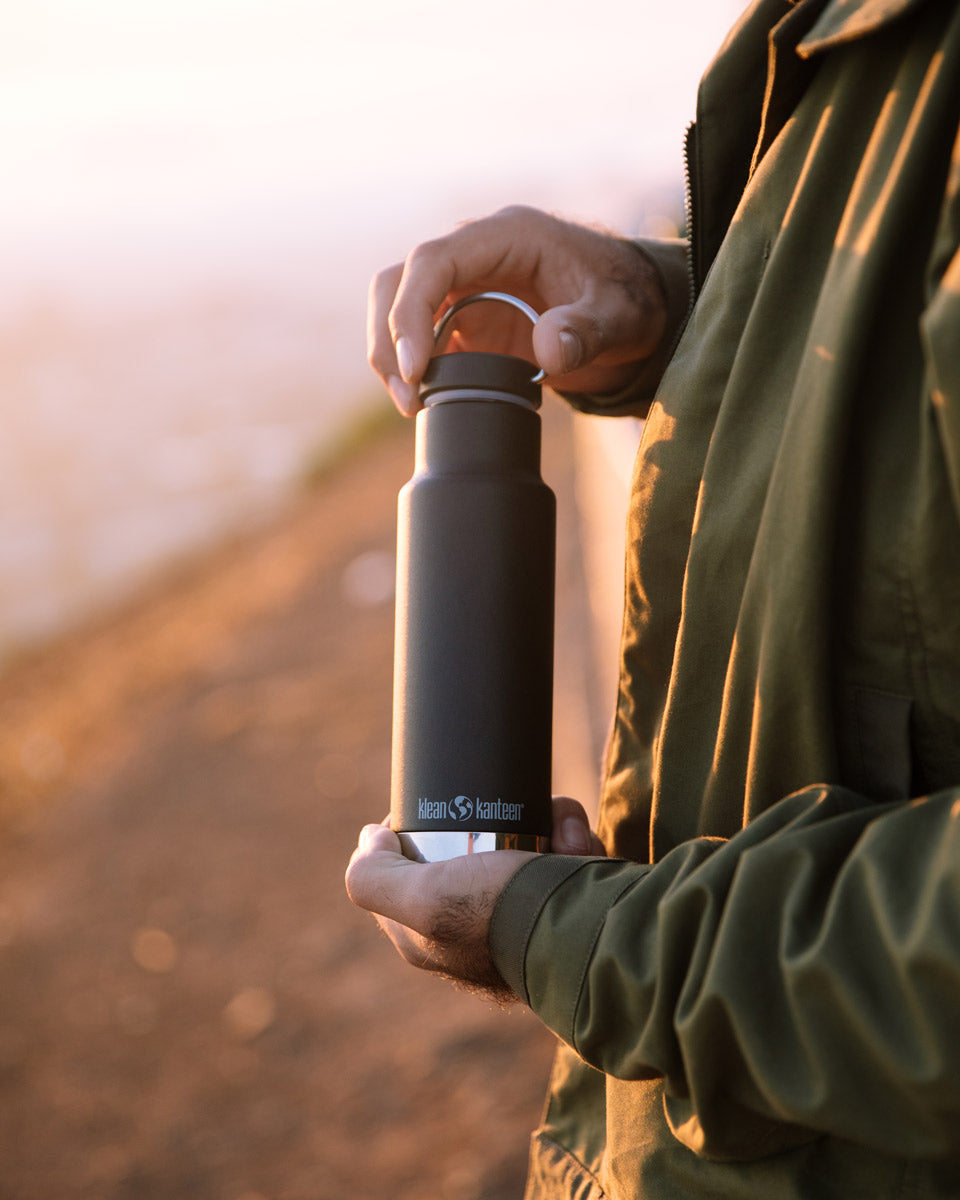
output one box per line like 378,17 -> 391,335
420,291 -> 544,409
420,351 -> 542,409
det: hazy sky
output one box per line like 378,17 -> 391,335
1,0 -> 746,264
0,0 -> 749,654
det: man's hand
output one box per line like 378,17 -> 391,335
345,797 -> 605,1002
367,206 -> 669,414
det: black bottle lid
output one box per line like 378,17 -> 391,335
420,351 -> 542,410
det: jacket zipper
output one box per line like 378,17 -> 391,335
682,119 -> 700,313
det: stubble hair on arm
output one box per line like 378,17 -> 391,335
407,891 -> 517,1006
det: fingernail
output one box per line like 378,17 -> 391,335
560,816 -> 591,855
395,336 -> 415,383
558,330 -> 582,374
387,375 -> 416,415
359,823 -> 383,849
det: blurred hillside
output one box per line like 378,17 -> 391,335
0,250 -> 375,664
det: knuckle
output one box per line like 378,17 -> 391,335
401,235 -> 451,282
343,860 -> 365,907
368,262 -> 403,308
368,264 -> 390,295
492,203 -> 542,226
366,338 -> 389,375
344,850 -> 379,911
366,342 -> 392,379
367,265 -> 403,374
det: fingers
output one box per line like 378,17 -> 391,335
368,210 -> 540,415
345,821 -> 538,934
345,820 -> 537,999
530,240 -> 669,394
344,822 -> 428,927
345,799 -> 602,999
346,797 -> 605,934
367,264 -> 418,415
388,209 -> 543,366
367,206 -> 669,414
551,796 -> 608,857
534,284 -> 657,375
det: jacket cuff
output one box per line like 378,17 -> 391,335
489,854 -> 649,1042
489,854 -> 590,1002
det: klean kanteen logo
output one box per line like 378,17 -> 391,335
417,796 -> 525,823
450,795 -> 473,822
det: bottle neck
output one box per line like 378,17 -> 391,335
415,395 -> 541,475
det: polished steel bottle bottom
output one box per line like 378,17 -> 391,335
397,830 -> 550,862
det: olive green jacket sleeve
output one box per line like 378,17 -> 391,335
489,783 -> 960,1160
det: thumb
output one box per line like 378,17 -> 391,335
533,291 -> 639,377
551,796 -> 607,857
532,305 -> 597,376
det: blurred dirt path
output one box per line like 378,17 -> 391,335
0,412 -> 576,1200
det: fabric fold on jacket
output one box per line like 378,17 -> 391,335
488,0 -> 960,1195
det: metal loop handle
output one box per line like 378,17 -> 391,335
432,292 -> 546,384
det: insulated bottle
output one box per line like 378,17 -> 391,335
391,293 -> 555,862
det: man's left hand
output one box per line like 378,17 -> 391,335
345,797 -> 604,1001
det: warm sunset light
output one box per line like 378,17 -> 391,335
1,5 -> 744,1196
0,0 -> 742,658
2,0 -> 743,265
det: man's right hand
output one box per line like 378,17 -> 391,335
367,205 -> 671,415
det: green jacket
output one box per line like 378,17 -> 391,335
489,0 -> 960,1195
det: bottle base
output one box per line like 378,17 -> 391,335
397,830 -> 550,862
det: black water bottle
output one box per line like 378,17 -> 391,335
391,292 -> 555,862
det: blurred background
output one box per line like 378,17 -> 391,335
0,1 -> 743,1197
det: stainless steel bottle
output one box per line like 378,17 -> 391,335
391,293 -> 555,862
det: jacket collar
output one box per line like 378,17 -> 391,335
797,0 -> 931,56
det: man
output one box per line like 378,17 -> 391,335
347,0 -> 960,1195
